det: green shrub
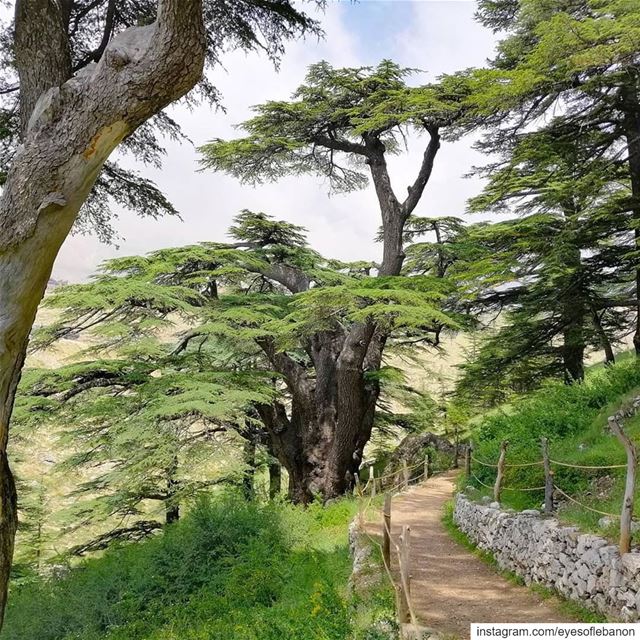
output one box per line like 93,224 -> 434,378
2,495 -> 360,640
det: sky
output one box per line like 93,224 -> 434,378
52,0 -> 500,283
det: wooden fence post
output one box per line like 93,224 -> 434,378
494,441 -> 508,503
541,437 -> 554,515
609,417 -> 637,554
369,466 -> 376,498
453,428 -> 460,469
465,443 -> 472,480
396,525 -> 414,624
424,453 -> 430,481
402,460 -> 410,490
382,493 -> 392,569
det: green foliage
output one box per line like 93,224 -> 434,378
199,60 -> 459,193
453,127 -> 635,401
1,494 -> 369,640
13,346 -> 276,545
467,357 -> 640,524
446,0 -> 640,402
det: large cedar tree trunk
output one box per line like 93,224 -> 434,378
0,0 -> 205,625
256,132 -> 440,502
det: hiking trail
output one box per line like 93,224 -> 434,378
381,471 -> 577,638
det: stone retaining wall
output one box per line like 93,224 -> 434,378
454,493 -> 640,620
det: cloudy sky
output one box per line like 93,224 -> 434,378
53,0 -> 499,283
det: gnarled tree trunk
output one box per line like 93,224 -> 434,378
0,0 -> 205,625
255,128 -> 441,503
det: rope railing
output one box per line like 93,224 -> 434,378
471,471 -> 494,490
466,403 -> 640,554
471,471 -> 544,493
549,459 -> 627,470
503,484 -> 547,492
471,455 -> 543,469
374,459 -> 427,483
553,485 -> 621,519
473,456 -> 627,472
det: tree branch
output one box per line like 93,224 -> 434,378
402,125 -> 441,216
312,133 -> 369,157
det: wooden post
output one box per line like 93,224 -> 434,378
369,466 -> 376,498
402,460 -> 410,490
465,443 -> 472,480
541,437 -> 554,515
494,441 -> 508,503
382,493 -> 392,569
609,417 -> 637,554
397,525 -> 415,625
453,427 -> 460,469
424,453 -> 430,481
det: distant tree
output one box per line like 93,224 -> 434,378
0,1 -> 320,621
457,0 -> 640,354
402,216 -> 466,280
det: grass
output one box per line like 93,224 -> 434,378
441,501 -> 607,624
467,357 -> 640,536
2,493 -> 396,640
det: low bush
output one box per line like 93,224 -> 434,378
2,494 -> 370,640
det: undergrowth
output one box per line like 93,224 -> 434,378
2,493 -> 394,640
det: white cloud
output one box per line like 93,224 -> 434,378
52,1 -> 498,282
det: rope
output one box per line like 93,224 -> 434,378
550,459 -> 627,470
375,459 -> 427,483
503,484 -> 546,492
505,460 -> 544,468
471,456 -> 498,468
473,453 -> 626,471
471,472 -> 495,490
472,455 -> 543,469
553,485 -> 620,518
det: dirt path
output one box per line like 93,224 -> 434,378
385,471 -> 576,638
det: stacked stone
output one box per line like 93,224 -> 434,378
454,494 -> 640,620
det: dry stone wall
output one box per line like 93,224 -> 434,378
454,493 -> 640,620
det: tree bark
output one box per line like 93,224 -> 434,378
591,307 -> 615,365
562,317 -> 585,382
268,461 -> 282,500
620,83 -> 640,356
0,0 -> 205,626
559,228 -> 585,383
165,503 -> 180,525
165,454 -> 180,524
242,439 -> 256,501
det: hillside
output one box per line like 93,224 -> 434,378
466,356 -> 640,537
